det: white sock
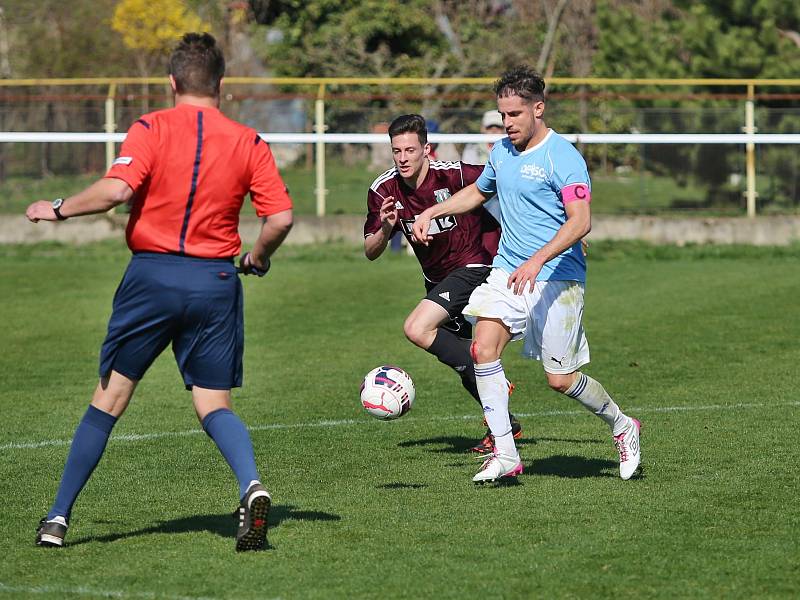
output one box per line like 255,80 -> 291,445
475,360 -> 518,458
565,372 -> 629,435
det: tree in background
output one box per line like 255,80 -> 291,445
1,0 -> 134,77
111,0 -> 210,113
0,0 -> 140,177
594,0 -> 799,80
591,0 -> 800,209
246,0 -> 589,130
112,0 -> 210,76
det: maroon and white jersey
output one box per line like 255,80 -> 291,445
364,160 -> 500,283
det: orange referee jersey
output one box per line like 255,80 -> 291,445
105,103 -> 292,258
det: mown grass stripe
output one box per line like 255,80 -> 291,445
0,582 -> 233,600
3,401 -> 796,452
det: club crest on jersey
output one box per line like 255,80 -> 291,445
433,188 -> 451,203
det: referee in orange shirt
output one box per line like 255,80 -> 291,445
26,33 -> 292,552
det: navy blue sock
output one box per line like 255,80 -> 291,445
48,405 -> 117,520
201,408 -> 260,499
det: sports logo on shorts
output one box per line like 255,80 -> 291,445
113,156 -> 133,166
433,188 -> 451,203
438,291 -> 450,301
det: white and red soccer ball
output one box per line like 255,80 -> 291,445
360,365 -> 415,420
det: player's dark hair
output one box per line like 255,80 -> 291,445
168,32 -> 225,97
388,114 -> 428,145
494,66 -> 546,104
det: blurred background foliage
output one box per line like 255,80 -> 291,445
0,0 -> 798,213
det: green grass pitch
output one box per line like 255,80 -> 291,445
0,240 -> 798,599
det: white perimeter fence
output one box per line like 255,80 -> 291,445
2,131 -> 799,217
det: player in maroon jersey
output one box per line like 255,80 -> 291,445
364,114 -> 521,451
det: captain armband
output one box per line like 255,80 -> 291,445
561,183 -> 591,204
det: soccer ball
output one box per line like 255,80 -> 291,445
360,365 -> 415,420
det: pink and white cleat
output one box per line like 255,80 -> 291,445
472,451 -> 523,484
614,418 -> 641,480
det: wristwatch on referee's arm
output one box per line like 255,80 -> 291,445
51,198 -> 68,221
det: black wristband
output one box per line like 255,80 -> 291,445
238,252 -> 270,277
52,198 -> 67,221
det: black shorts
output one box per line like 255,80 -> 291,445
424,266 -> 491,340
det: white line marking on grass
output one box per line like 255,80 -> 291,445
0,419 -> 362,450
513,400 -> 800,419
1,402 -> 797,452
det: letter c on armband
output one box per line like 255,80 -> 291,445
562,183 -> 591,204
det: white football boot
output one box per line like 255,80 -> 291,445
614,418 -> 641,480
472,451 -> 523,484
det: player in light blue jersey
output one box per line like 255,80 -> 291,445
479,122 -> 589,283
413,66 -> 641,484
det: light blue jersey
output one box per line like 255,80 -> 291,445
475,129 -> 589,282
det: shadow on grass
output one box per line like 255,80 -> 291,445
70,504 -> 341,547
473,476 -> 524,488
377,482 -> 426,490
534,437 -> 605,445
527,455 -> 617,478
398,435 -> 477,453
397,435 -> 538,454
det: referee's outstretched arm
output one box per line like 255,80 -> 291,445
25,178 -> 133,222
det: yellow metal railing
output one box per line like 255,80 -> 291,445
2,77 -> 800,86
2,77 -> 800,217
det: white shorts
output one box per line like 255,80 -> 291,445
463,268 -> 590,374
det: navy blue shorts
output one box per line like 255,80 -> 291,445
99,252 -> 244,390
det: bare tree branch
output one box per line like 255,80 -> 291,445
778,29 -> 800,48
434,5 -> 464,62
536,0 -> 570,73
0,8 -> 11,78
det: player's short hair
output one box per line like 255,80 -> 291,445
494,66 -> 546,104
388,114 -> 428,145
168,33 -> 225,97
